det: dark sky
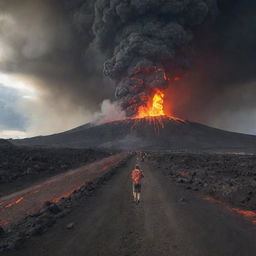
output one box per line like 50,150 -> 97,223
166,0 -> 256,134
0,0 -> 256,137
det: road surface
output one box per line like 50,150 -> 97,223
3,158 -> 256,256
0,154 -> 127,227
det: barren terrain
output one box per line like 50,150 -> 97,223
147,152 -> 256,211
1,155 -> 256,256
0,144 -> 110,196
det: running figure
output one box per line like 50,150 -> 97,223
131,164 -> 144,204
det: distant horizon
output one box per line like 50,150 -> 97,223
1,1 -> 256,141
3,116 -> 256,140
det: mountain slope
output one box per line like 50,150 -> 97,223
0,139 -> 14,148
12,117 -> 256,152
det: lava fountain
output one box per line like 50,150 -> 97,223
130,87 -> 184,133
134,87 -> 182,121
136,89 -> 165,118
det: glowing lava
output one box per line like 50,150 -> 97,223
136,89 -> 165,118
4,197 -> 24,208
203,196 -> 256,225
129,87 -> 184,133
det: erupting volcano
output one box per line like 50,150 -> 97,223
115,64 -> 171,117
92,0 -> 219,117
130,87 -> 183,133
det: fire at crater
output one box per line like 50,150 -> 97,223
136,89 -> 165,118
115,65 -> 170,117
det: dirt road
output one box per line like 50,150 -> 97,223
4,158 -> 256,256
0,154 -> 127,226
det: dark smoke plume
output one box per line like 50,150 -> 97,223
92,0 -> 218,116
1,0 -> 256,135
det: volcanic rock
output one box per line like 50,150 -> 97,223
66,222 -> 74,229
0,146 -> 110,195
0,226 -> 5,237
48,204 -> 62,214
12,117 -> 256,153
148,152 -> 256,211
0,139 -> 13,148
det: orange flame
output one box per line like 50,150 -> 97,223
136,89 -> 165,118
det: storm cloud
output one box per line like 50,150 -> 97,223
166,0 -> 256,134
91,0 -> 218,116
0,0 -> 113,136
0,0 -> 113,102
0,0 -> 256,136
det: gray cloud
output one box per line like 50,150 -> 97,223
165,0 -> 256,133
0,0 -> 113,111
91,0 -> 218,116
0,0 -> 256,136
0,0 -> 113,136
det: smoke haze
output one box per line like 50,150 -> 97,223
0,0 -> 256,136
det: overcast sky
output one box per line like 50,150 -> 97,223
0,0 -> 256,138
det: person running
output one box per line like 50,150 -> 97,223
131,164 -> 144,204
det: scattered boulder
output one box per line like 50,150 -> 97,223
0,155 -> 130,253
48,203 -> 62,214
66,222 -> 74,229
0,226 -> 5,237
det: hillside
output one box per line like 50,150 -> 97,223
12,117 -> 256,153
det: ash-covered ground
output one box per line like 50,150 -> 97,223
147,152 -> 256,211
0,140 -> 111,196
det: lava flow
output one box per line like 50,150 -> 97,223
203,196 -> 256,225
4,197 -> 24,208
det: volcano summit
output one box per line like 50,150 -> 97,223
13,117 -> 256,153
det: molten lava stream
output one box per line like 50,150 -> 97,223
204,196 -> 256,225
4,197 -> 24,208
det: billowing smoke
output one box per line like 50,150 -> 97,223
0,0 -> 113,136
1,0 -> 256,135
92,0 -> 218,116
93,99 -> 125,124
55,0 -> 256,132
0,0 -> 113,115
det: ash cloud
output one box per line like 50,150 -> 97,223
166,0 -> 256,134
92,0 -> 218,116
0,0 -> 113,121
0,0 -> 256,135
0,0 -> 113,136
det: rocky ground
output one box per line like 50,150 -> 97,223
2,156 -> 256,256
1,148 -> 256,255
0,157 -> 130,252
146,152 -> 256,211
0,142 -> 111,196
